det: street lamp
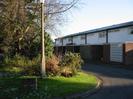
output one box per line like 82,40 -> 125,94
40,0 -> 46,77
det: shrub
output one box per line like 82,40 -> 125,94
59,52 -> 83,76
46,55 -> 60,76
2,52 -> 83,77
3,55 -> 10,65
10,54 -> 30,67
0,53 -> 4,63
18,54 -> 41,76
3,54 -> 41,76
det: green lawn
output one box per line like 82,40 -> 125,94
0,72 -> 97,99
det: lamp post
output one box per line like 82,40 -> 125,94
40,0 -> 46,77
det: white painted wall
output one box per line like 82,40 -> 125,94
73,35 -> 85,45
108,27 -> 133,43
87,31 -> 106,45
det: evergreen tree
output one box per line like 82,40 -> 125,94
45,32 -> 54,58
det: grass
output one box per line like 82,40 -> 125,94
0,72 -> 97,99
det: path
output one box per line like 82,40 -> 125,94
83,64 -> 133,99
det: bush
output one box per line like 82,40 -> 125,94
59,52 -> 83,76
23,55 -> 41,76
3,54 -> 60,76
2,52 -> 83,77
3,54 -> 41,76
46,55 -> 60,76
0,53 -> 4,63
4,54 -> 31,67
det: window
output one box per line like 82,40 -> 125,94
60,39 -> 62,43
88,33 -> 94,36
80,35 -> 85,40
99,32 -> 106,38
108,29 -> 120,33
68,38 -> 72,42
128,26 -> 133,29
130,30 -> 133,34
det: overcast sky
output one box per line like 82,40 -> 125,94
54,0 -> 133,39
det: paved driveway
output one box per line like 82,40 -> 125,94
83,64 -> 133,99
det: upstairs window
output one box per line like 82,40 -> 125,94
87,33 -> 95,37
80,35 -> 85,40
68,38 -> 72,42
99,32 -> 106,38
60,39 -> 62,43
130,30 -> 133,34
108,29 -> 120,33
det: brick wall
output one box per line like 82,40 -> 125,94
124,43 -> 133,65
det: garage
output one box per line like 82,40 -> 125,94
80,46 -> 92,61
110,43 -> 123,62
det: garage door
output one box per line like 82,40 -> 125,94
110,44 -> 123,62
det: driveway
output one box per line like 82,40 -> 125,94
83,64 -> 133,99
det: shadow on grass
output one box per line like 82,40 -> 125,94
0,77 -> 96,99
1,77 -> 133,99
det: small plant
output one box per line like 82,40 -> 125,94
59,52 -> 83,76
61,66 -> 72,77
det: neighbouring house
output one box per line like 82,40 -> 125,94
55,21 -> 133,65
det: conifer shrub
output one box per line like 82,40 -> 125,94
59,52 -> 83,77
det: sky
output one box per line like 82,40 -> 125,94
54,0 -> 133,39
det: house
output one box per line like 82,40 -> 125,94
55,21 -> 133,65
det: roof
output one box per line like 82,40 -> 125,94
55,21 -> 133,40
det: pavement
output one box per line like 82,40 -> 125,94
82,63 -> 133,99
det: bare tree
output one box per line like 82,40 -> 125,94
29,0 -> 79,35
